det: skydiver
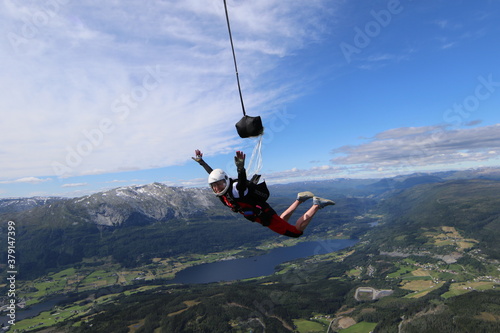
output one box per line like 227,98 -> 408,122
192,149 -> 335,238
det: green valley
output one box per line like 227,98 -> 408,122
2,174 -> 500,332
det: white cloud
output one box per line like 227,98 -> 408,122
61,183 -> 88,188
0,177 -> 51,184
441,41 -> 457,49
331,124 -> 500,171
105,179 -> 143,184
262,165 -> 348,184
434,19 -> 450,29
0,0 -> 330,180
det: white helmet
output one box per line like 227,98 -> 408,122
208,169 -> 230,196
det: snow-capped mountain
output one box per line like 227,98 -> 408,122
0,196 -> 62,215
2,183 -> 228,227
73,182 -> 223,226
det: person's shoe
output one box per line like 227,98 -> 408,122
313,196 -> 335,209
297,191 -> 314,203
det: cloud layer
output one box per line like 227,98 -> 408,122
1,0 -> 330,180
252,123 -> 500,185
331,123 -> 500,173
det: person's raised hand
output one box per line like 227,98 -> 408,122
192,149 -> 203,162
234,151 -> 245,170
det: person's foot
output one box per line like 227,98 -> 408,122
297,191 -> 314,203
313,196 -> 335,209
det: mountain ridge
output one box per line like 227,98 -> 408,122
2,169 -> 500,331
2,183 -> 228,228
1,168 -> 499,278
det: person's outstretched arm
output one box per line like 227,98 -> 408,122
234,151 -> 247,192
192,149 -> 213,174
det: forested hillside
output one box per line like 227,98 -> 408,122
64,177 -> 500,332
0,181 -> 373,279
377,179 -> 500,259
2,172 -> 500,332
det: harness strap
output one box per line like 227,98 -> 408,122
222,193 -> 270,221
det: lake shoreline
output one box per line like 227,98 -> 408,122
169,238 -> 359,285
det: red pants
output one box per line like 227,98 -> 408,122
259,213 -> 303,238
233,200 -> 303,238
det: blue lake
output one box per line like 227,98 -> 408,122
170,238 -> 358,284
0,239 -> 357,327
0,296 -> 67,327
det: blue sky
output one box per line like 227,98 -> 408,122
2,0 -> 500,198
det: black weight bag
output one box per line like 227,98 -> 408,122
235,115 -> 264,138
